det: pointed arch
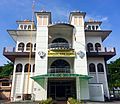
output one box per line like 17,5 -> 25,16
16,64 -> 22,72
89,63 -> 96,72
26,42 -> 33,51
18,42 -> 24,51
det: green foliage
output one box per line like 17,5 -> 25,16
39,98 -> 53,104
108,58 -> 120,89
68,97 -> 83,104
0,66 -> 3,73
0,61 -> 13,77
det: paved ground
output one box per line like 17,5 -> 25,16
0,100 -> 120,104
56,101 -> 67,104
86,101 -> 120,104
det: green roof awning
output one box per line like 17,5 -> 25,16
31,73 -> 93,87
31,73 -> 92,79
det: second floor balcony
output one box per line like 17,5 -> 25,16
48,67 -> 73,73
3,47 -> 35,62
87,47 -> 116,60
48,43 -> 72,50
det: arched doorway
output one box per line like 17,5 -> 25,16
52,38 -> 68,43
87,43 -> 94,51
48,59 -> 76,101
49,59 -> 70,73
18,42 -> 24,52
95,43 -> 101,51
49,38 -> 71,49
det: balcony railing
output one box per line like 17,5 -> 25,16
104,47 -> 116,53
48,43 -> 72,50
3,47 -> 15,52
3,47 -> 35,62
3,47 -> 35,52
87,47 -> 116,53
87,47 -> 116,60
48,67 -> 72,73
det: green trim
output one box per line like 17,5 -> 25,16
31,73 -> 92,88
31,73 -> 92,80
33,78 -> 45,88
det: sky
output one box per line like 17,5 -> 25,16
0,0 -> 120,66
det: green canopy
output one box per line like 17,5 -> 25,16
31,73 -> 93,87
31,73 -> 92,79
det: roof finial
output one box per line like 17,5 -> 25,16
88,18 -> 94,22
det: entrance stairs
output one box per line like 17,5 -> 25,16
56,101 -> 67,104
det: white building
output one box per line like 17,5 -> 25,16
3,11 -> 116,102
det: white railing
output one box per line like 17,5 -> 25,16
4,47 -> 15,52
4,47 -> 36,52
87,47 -> 115,53
105,47 -> 115,52
48,67 -> 73,73
48,43 -> 72,50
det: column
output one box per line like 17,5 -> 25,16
20,64 -> 25,100
16,42 -> 18,52
95,63 -> 99,83
24,43 -> 26,52
34,12 -> 50,100
104,61 -> 110,98
28,64 -> 33,94
76,77 -> 81,101
11,64 -> 16,101
30,64 -> 34,100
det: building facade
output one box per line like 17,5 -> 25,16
0,77 -> 12,100
3,11 -> 116,102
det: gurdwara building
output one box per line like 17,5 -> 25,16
3,11 -> 116,102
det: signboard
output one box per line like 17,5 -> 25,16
48,50 -> 75,57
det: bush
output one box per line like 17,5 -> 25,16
68,97 -> 83,104
39,98 -> 53,104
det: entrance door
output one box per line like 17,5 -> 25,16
56,85 -> 66,100
48,79 -> 76,101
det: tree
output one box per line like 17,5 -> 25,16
0,61 -> 14,78
108,58 -> 120,89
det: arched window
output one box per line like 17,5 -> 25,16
51,38 -> 69,49
20,25 -> 23,30
92,26 -> 95,30
24,63 -> 31,72
24,25 -> 27,30
28,25 -> 31,30
89,63 -> 96,72
87,43 -> 94,51
96,26 -> 99,30
52,38 -> 68,43
50,59 -> 70,73
88,26 -> 91,30
34,43 -> 36,51
95,43 -> 101,51
26,43 -> 33,51
18,42 -> 24,51
16,64 -> 22,72
97,63 -> 104,72
33,64 -> 35,72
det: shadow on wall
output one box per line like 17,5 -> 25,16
0,91 -> 10,100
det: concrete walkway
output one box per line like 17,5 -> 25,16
86,101 -> 120,104
0,100 -> 120,104
56,101 -> 67,104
